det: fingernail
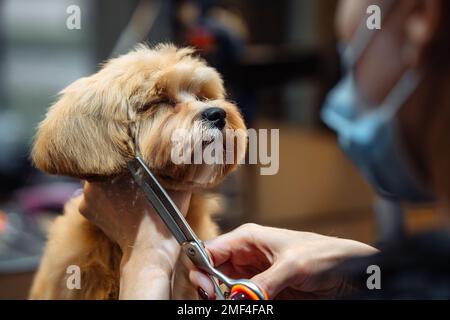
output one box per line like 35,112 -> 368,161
198,287 -> 209,300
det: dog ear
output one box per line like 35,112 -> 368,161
32,76 -> 132,178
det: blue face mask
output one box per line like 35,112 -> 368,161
321,30 -> 433,203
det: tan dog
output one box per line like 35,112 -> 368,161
29,44 -> 247,299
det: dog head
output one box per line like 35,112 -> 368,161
32,44 -> 247,190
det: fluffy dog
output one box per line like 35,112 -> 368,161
29,44 -> 247,299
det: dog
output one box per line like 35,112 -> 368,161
29,44 -> 247,299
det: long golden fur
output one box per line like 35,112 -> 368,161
29,44 -> 247,299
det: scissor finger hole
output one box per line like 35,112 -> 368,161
230,284 -> 261,300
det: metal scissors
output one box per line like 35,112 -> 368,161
127,156 -> 268,300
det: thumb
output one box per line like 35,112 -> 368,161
250,261 -> 293,299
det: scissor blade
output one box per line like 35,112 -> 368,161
127,156 -> 200,245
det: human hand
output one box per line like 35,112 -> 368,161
79,175 -> 190,257
189,223 -> 378,299
78,175 -> 192,299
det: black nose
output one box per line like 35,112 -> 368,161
202,107 -> 226,129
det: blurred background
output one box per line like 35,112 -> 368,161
0,0 -> 437,299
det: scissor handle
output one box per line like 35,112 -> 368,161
182,242 -> 269,300
230,284 -> 269,300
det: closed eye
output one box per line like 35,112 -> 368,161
156,97 -> 176,106
198,96 -> 210,102
141,97 -> 176,111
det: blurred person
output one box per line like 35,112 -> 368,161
187,0 -> 450,299
81,0 -> 450,299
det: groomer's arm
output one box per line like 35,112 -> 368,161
118,216 -> 180,299
79,178 -> 191,299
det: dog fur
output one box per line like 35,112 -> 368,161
29,44 -> 247,299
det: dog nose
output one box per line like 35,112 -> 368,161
202,107 -> 226,129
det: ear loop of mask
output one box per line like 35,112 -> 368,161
342,0 -> 420,122
342,0 -> 396,68
336,1 -> 432,205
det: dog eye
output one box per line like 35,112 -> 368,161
156,97 -> 176,107
142,98 -> 176,111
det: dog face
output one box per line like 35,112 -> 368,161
32,44 -> 247,189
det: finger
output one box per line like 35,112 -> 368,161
204,224 -> 261,266
215,262 -> 264,280
215,262 -> 240,279
186,248 -> 240,279
250,262 -> 294,299
189,269 -> 215,298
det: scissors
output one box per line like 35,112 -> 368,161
127,156 -> 269,300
